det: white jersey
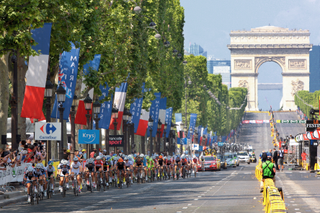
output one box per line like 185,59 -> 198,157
46,165 -> 55,173
71,161 -> 82,174
125,160 -> 133,167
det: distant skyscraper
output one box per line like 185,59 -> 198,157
207,56 -> 231,89
310,45 -> 320,92
189,43 -> 207,58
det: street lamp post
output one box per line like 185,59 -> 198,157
189,127 -> 193,155
93,98 -> 101,157
163,122 -> 167,153
44,75 -> 53,161
112,106 -> 119,154
70,95 -> 77,161
84,94 -> 92,157
56,83 -> 66,160
148,116 -> 153,155
157,119 -> 162,153
123,108 -> 130,154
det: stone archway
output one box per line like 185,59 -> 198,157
228,26 -> 311,111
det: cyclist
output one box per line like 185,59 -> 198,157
116,157 -> 126,187
24,166 -> 36,203
192,155 -> 198,174
158,155 -> 164,178
57,159 -> 70,192
95,156 -> 104,184
181,155 -> 188,176
46,161 -> 55,195
134,154 -> 145,181
70,156 -> 82,193
85,158 -> 96,188
124,156 -> 133,184
174,155 -> 181,178
165,155 -> 173,178
199,155 -> 205,171
102,155 -> 111,187
34,163 -> 47,196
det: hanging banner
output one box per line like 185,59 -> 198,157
187,113 -> 197,139
175,113 -> 182,133
197,126 -> 202,144
147,92 -> 161,137
165,107 -> 173,138
98,86 -> 113,130
51,43 -> 80,120
78,129 -> 100,144
130,84 -> 145,133
159,97 -> 167,137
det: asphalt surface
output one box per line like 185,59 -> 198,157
3,111 -> 320,213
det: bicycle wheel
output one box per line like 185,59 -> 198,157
36,192 -> 39,204
30,187 -> 34,205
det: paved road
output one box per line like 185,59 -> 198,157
4,112 -> 320,213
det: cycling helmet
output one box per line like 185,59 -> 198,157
118,158 -> 124,163
140,154 -> 144,158
61,159 -> 68,165
133,154 -> 137,157
96,156 -> 102,160
35,164 -> 42,169
124,157 -> 128,161
27,166 -> 34,172
159,155 -> 163,159
146,156 -> 150,160
164,156 -> 167,160
88,158 -> 94,164
102,156 -> 106,160
73,157 -> 78,161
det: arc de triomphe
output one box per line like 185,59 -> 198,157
228,26 -> 311,111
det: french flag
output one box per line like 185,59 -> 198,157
135,109 -> 150,136
74,83 -> 94,125
159,98 -> 167,137
110,82 -> 127,130
21,23 -> 52,120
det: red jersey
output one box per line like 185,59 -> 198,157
193,158 -> 198,163
95,160 -> 103,167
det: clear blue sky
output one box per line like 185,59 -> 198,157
180,0 -> 320,110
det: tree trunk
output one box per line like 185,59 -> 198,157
0,53 -> 10,148
17,53 -> 28,141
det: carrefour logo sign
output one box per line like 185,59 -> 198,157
35,122 -> 61,141
79,130 -> 100,144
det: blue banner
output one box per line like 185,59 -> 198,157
221,136 -> 227,142
130,84 -> 145,133
218,142 -> 224,147
187,113 -> 197,139
197,125 -> 202,144
78,129 -> 100,144
98,86 -> 113,130
83,54 -> 101,75
51,43 -> 80,120
147,92 -> 161,137
165,107 -> 173,138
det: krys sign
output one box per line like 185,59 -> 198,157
108,135 -> 124,147
79,130 -> 100,144
35,122 -> 61,140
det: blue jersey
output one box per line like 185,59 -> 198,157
143,157 -> 147,167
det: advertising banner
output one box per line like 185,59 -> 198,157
35,122 -> 61,140
108,135 -> 124,147
192,144 -> 199,150
78,130 -> 100,144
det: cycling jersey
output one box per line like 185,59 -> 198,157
95,160 -> 103,168
86,163 -> 95,172
143,158 -> 147,167
58,164 -> 70,175
46,165 -> 55,177
193,158 -> 198,164
175,158 -> 181,164
102,161 -> 111,171
166,159 -> 171,165
117,162 -> 125,170
25,172 -> 35,181
147,160 -> 154,168
135,159 -> 142,166
125,160 -> 133,167
182,159 -> 187,166
71,162 -> 81,174
34,168 -> 45,177
158,159 -> 164,166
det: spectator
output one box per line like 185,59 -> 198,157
82,149 -> 87,159
273,148 -> 279,170
90,149 -> 97,158
278,147 -> 284,171
301,150 -> 308,170
19,140 -> 26,152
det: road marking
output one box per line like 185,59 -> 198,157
295,208 -> 300,210
177,211 -> 182,213
188,204 -> 192,206
194,199 -> 198,200
198,196 -> 202,197
182,207 -> 188,209
290,201 -> 295,203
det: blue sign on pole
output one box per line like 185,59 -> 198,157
78,130 -> 100,144
218,142 -> 224,147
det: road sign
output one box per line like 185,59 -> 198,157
218,142 -> 224,147
192,144 -> 199,150
276,120 -> 306,124
35,122 -> 61,140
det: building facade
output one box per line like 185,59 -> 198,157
207,56 -> 231,89
189,43 -> 207,58
310,45 -> 320,92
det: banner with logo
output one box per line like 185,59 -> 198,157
78,129 -> 100,144
187,113 -> 197,139
35,122 -> 61,140
192,144 -> 199,150
147,92 -> 161,137
175,113 -> 182,133
165,107 -> 173,138
108,135 -> 124,147
0,163 -> 31,185
51,43 -> 80,120
98,85 -> 113,130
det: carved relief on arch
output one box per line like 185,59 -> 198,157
255,56 -> 285,73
